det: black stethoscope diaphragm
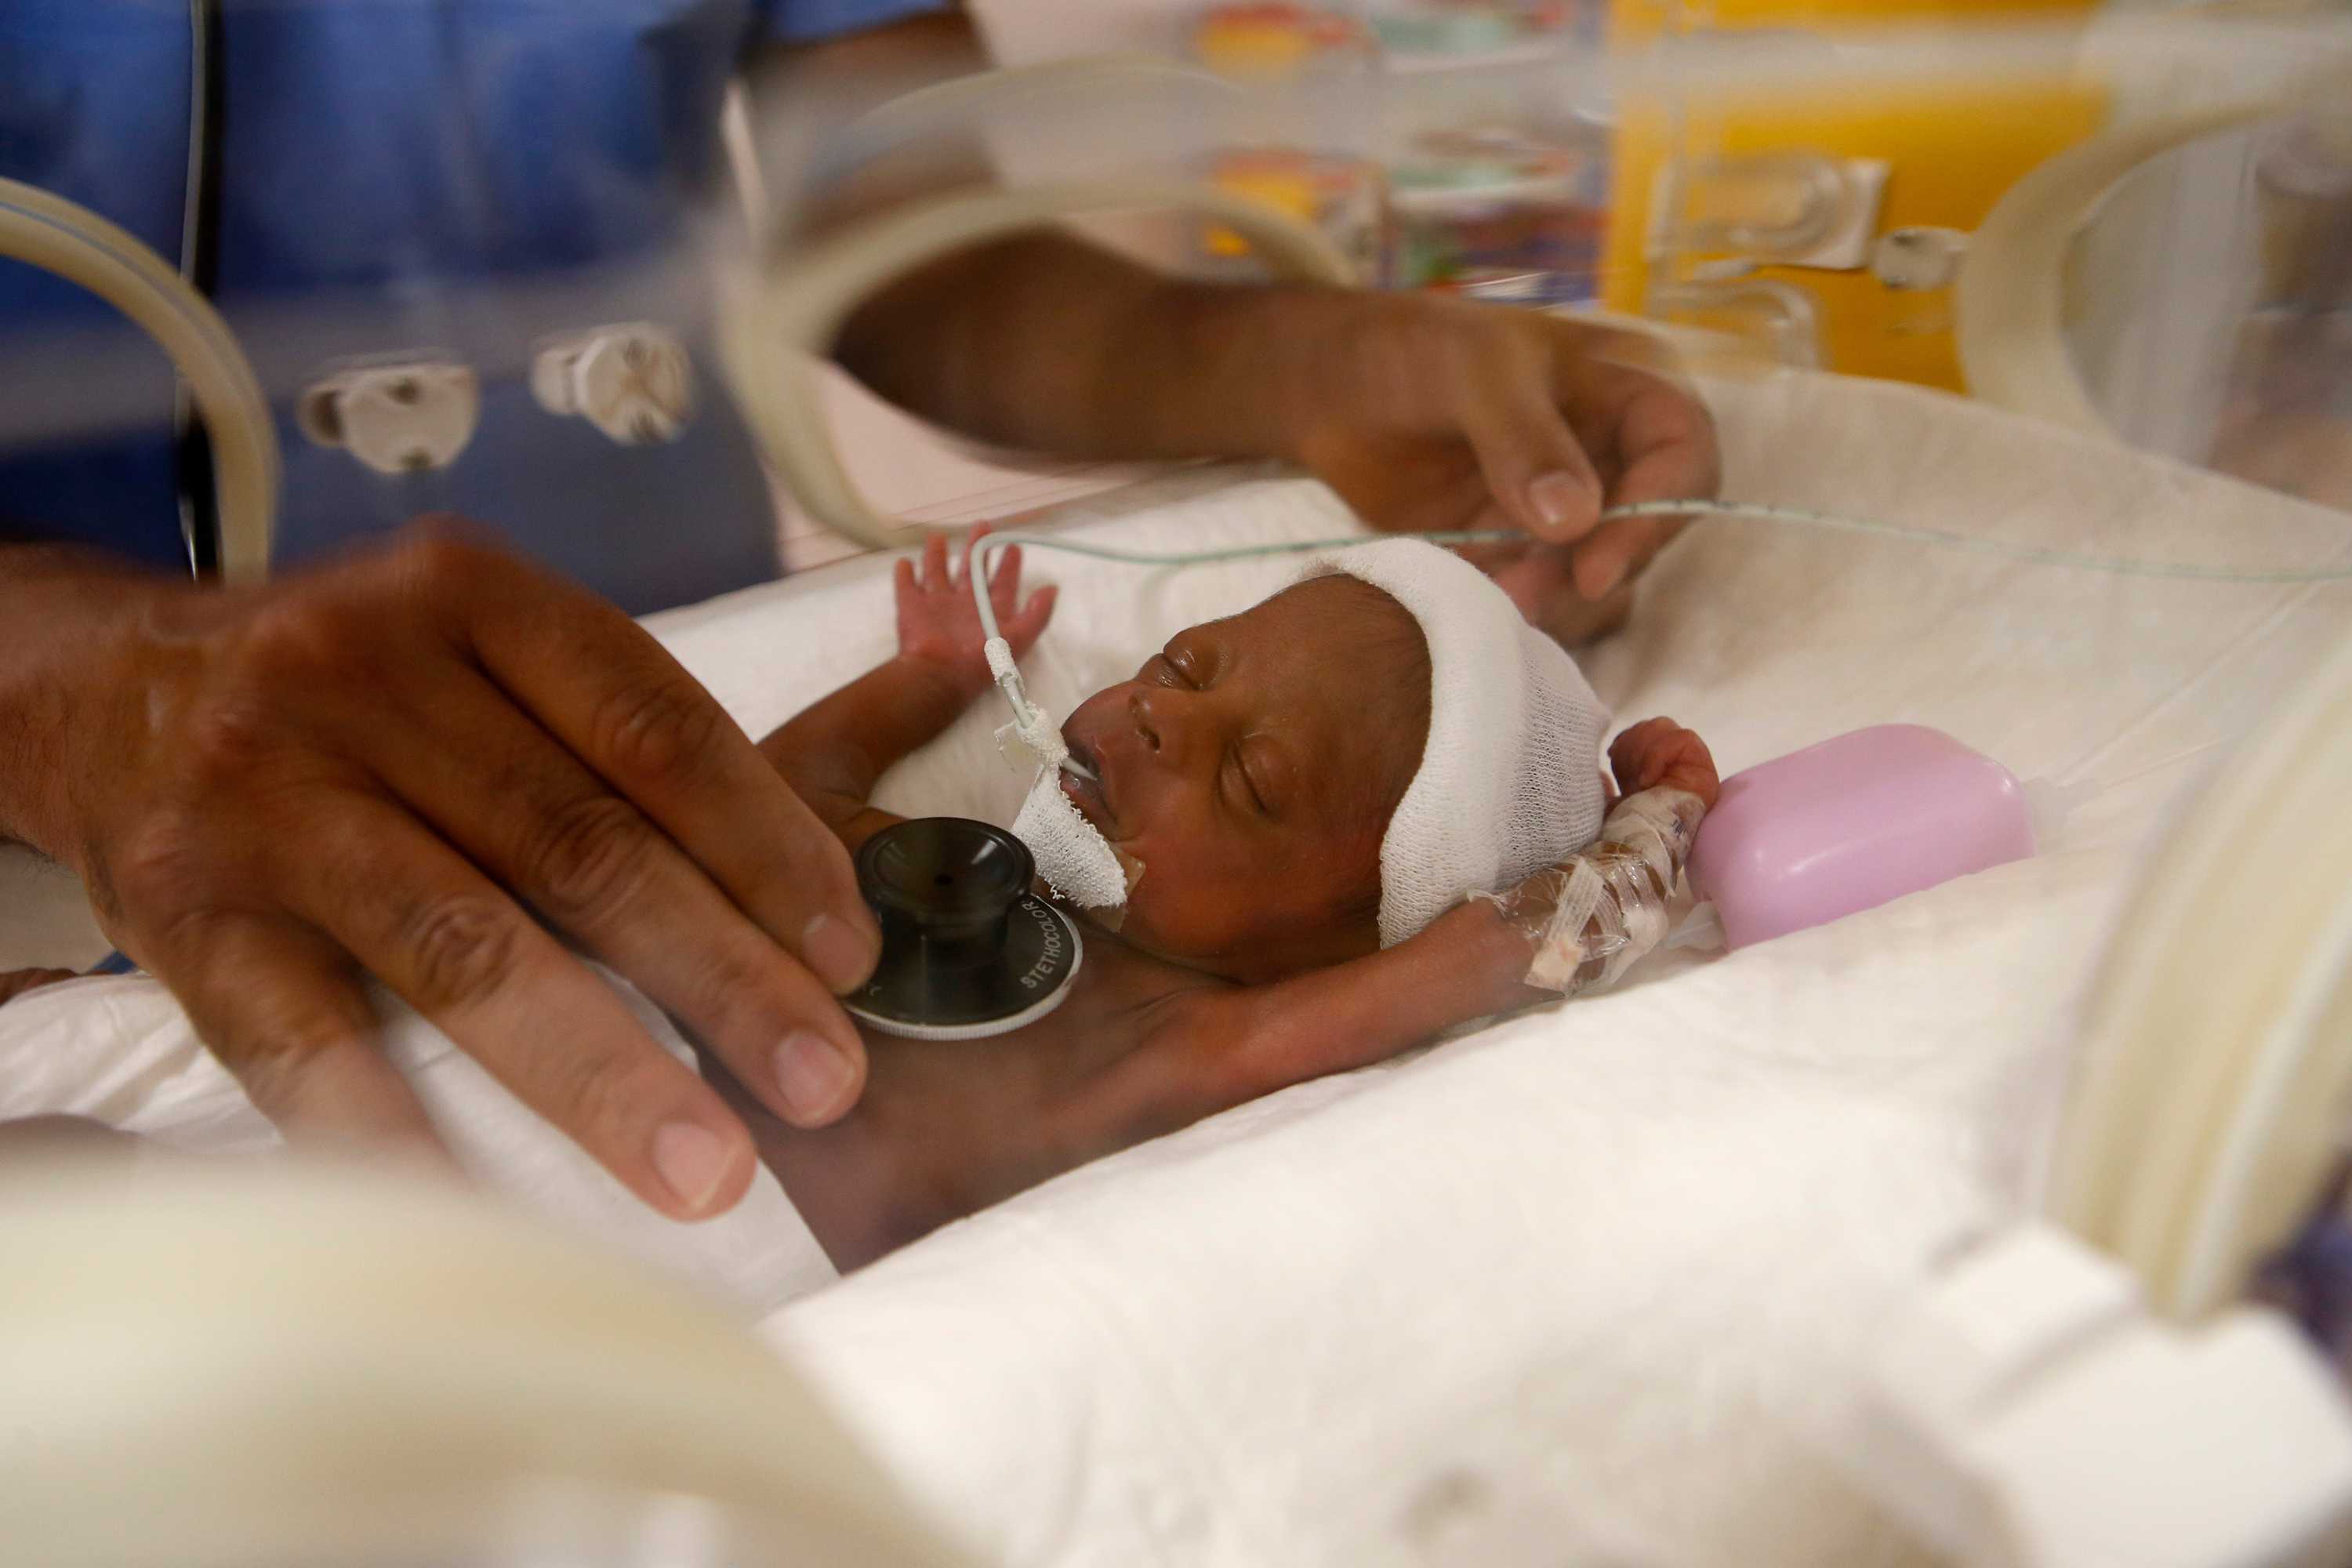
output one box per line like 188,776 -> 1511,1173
843,817 -> 1083,1041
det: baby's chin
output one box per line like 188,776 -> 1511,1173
1087,885 -> 1212,967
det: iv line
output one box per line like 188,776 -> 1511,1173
970,500 -> 2352,589
959,496 -> 2352,782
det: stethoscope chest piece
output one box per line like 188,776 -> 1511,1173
844,817 -> 1083,1041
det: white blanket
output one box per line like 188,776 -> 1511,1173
729,373 -> 2344,1568
0,969 -> 838,1312
4,368 -> 2346,1566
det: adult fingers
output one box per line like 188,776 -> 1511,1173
1566,514 -> 1674,601
148,908 -> 448,1161
284,788 -> 757,1219
1605,371 -> 1722,507
0,968 -> 79,1007
362,666 -> 866,1127
410,530 -> 881,1003
1460,363 -> 1606,545
1466,531 -> 1635,645
1560,363 -> 1721,598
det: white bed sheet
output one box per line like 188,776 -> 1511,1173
2,367 -> 2346,1566
706,372 -> 2342,1568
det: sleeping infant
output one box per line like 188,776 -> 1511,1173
735,532 -> 1718,1267
0,534 -> 1716,1298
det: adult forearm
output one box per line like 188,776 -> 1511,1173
0,543 -> 150,858
833,231 -> 1348,464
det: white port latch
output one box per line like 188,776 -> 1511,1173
298,360 -> 480,476
530,323 -> 695,446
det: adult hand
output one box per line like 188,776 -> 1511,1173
828,234 -> 1714,646
1277,294 -> 1721,644
825,224 -> 1715,645
0,967 -> 78,1007
2,521 -> 880,1219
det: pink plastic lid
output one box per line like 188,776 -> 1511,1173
1686,724 -> 2034,950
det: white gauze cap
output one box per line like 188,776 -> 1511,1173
1303,539 -> 1611,947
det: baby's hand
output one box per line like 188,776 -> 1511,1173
894,526 -> 1057,697
1608,717 -> 1719,809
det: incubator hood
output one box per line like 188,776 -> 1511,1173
5,5 -> 2352,1566
5,8 -> 2350,568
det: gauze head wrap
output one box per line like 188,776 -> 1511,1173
1302,539 -> 1611,947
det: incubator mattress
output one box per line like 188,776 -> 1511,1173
5,368 -> 2348,1566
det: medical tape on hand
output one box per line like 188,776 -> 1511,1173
1606,789 -> 1697,895
1588,788 -> 1704,991
1525,858 -> 1608,991
1500,787 -> 1708,997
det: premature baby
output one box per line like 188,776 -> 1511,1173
0,532 -> 1717,1285
742,531 -> 1718,1266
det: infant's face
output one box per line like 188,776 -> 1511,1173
1057,575 -> 1428,981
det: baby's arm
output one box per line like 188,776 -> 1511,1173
1102,719 -> 1721,1134
758,529 -> 1054,853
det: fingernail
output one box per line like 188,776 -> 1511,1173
802,911 -> 879,994
1529,471 -> 1598,535
775,1030 -> 858,1123
652,1120 -> 733,1214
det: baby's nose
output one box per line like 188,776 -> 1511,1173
1126,687 -> 1195,766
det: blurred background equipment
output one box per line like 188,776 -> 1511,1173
742,1 -> 2351,550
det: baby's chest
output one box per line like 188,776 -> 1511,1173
849,945 -> 1206,1109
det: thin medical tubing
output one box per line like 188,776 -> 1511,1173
0,177 -> 278,584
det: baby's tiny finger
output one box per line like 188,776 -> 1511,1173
1014,585 -> 1057,639
922,532 -> 949,586
953,529 -> 983,588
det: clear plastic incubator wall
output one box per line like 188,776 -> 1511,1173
5,2 -> 2352,1566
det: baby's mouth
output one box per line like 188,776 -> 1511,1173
1059,733 -> 1113,830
